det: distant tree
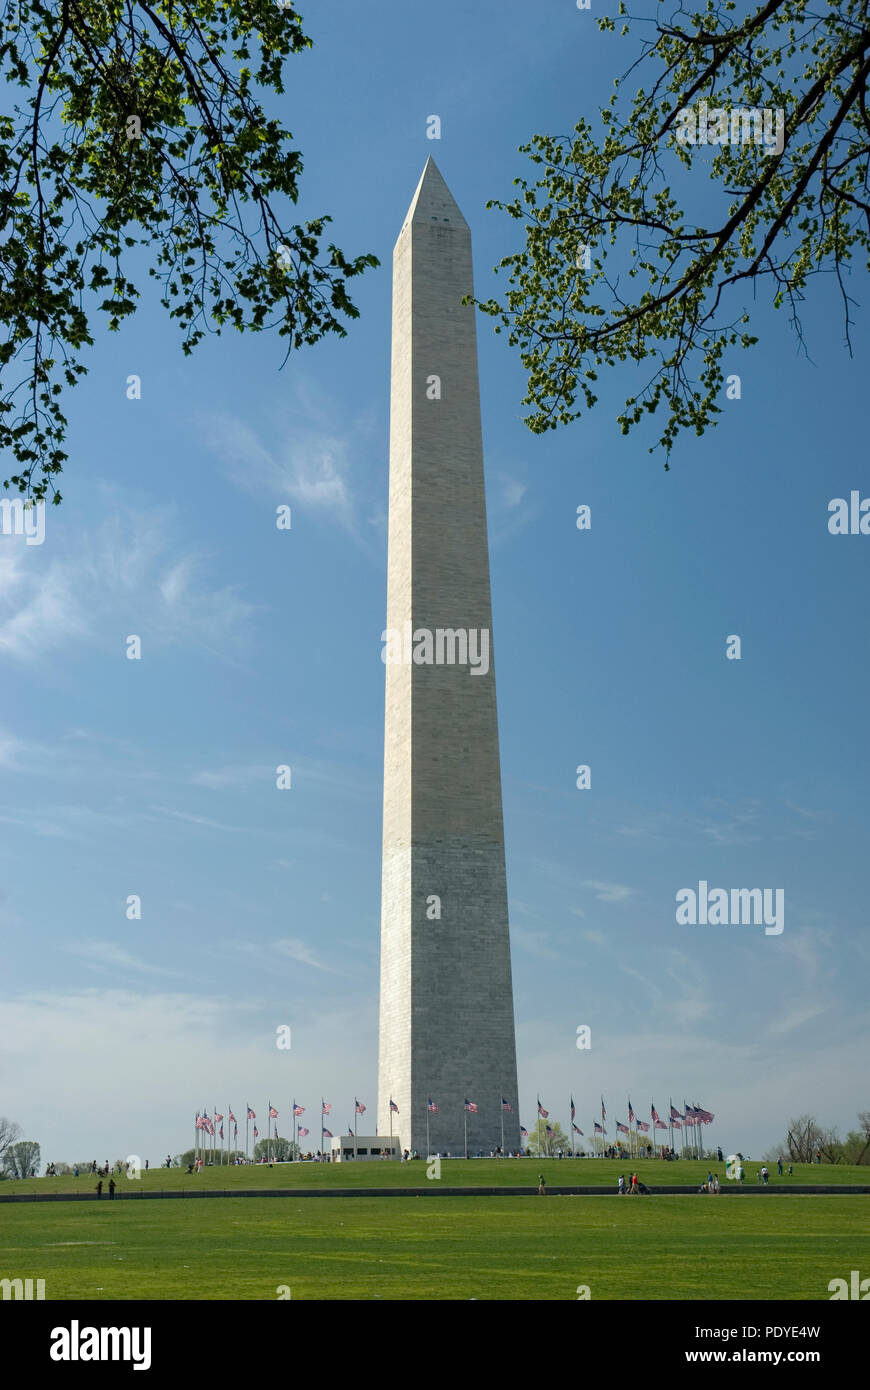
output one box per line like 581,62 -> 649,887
765,1112 -> 849,1163
2,1139 -> 41,1178
855,1111 -> 870,1165
0,1116 -> 22,1175
175,1147 -> 247,1167
480,0 -> 870,463
253,1136 -> 299,1162
0,0 -> 378,503
525,1119 -> 574,1157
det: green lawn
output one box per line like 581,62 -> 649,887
1,1192 -> 867,1300
4,1157 -> 868,1196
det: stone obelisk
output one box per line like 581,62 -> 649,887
377,158 -> 520,1156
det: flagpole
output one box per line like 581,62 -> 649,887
354,1102 -> 358,1161
464,1105 -> 468,1161
651,1104 -> 657,1160
570,1098 -> 575,1157
426,1104 -> 430,1159
500,1095 -> 504,1157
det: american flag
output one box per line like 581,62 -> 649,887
573,1124 -> 584,1136
219,1124 -> 224,1139
427,1099 -> 438,1113
683,1102 -> 696,1126
601,1096 -> 606,1122
672,1117 -> 682,1128
234,1122 -> 238,1137
355,1100 -> 366,1115
636,1120 -> 650,1133
616,1121 -> 629,1134
298,1127 -> 309,1138
228,1110 -> 236,1124
545,1124 -> 554,1137
628,1100 -> 635,1123
247,1105 -> 256,1120
274,1125 -> 279,1139
537,1097 -> 549,1118
269,1105 -> 278,1118
501,1098 -> 513,1112
570,1096 -> 576,1121
195,1115 -> 203,1130
389,1099 -> 399,1113
669,1103 -> 682,1121
464,1100 -> 478,1113
215,1111 -> 224,1122
654,1118 -> 668,1130
520,1126 -> 528,1137
594,1121 -> 605,1134
651,1104 -> 661,1123
253,1125 -> 259,1138
348,1127 -> 354,1137
697,1106 -> 715,1124
293,1103 -> 305,1116
322,1128 -> 333,1140
322,1101 -> 332,1115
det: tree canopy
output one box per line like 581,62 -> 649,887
0,0 -> 378,503
479,0 -> 870,463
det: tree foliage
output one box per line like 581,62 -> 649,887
525,1118 -> 575,1156
479,0 -> 870,462
253,1135 -> 298,1161
0,0 -> 378,502
2,1137 -> 41,1177
0,1115 -> 22,1174
765,1111 -> 845,1162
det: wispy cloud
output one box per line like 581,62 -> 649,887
68,940 -> 178,977
0,499 -> 255,664
190,765 -> 270,790
583,880 -> 635,903
147,805 -> 243,833
213,415 -> 354,527
511,926 -> 561,960
272,937 -> 339,973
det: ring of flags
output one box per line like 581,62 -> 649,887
192,1096 -> 715,1161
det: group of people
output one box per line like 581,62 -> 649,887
45,1158 -> 152,1179
617,1173 -> 650,1195
701,1171 -> 722,1193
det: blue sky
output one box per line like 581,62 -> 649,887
1,0 -> 868,1165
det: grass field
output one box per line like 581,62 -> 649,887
4,1157 -> 869,1195
1,1191 -> 868,1300
1,1161 -> 867,1300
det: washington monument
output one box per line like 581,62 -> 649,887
377,159 -> 521,1156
